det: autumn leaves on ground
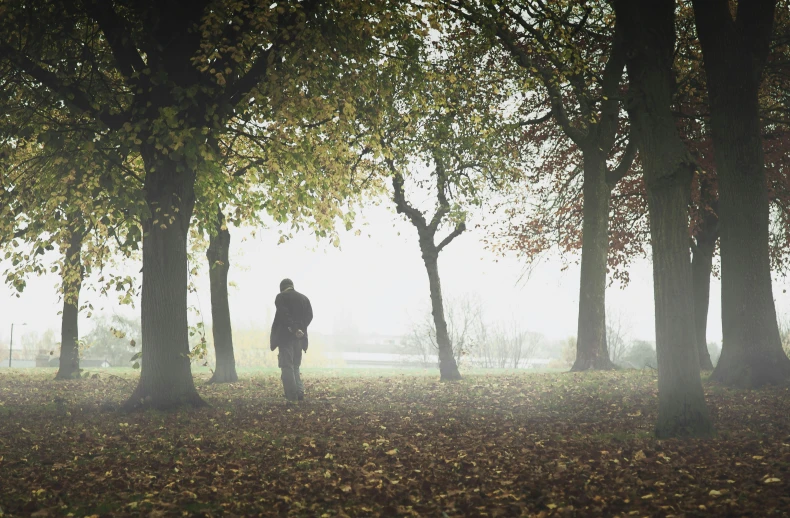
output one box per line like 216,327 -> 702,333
1,370 -> 788,517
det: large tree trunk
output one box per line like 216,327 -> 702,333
420,241 -> 461,381
616,0 -> 713,438
124,151 -> 205,410
692,0 -> 790,387
573,153 -> 616,371
649,181 -> 714,437
55,227 -> 83,380
207,210 -> 238,384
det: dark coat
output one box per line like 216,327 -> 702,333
270,288 -> 313,351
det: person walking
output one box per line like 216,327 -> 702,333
270,278 -> 313,404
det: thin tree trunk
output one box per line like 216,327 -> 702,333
207,210 -> 238,384
573,154 -> 616,371
616,0 -> 714,438
692,0 -> 790,387
691,232 -> 716,371
55,227 -> 83,380
421,241 -> 461,381
124,152 -> 205,410
391,171 -> 464,381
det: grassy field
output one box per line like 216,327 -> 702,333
0,369 -> 789,517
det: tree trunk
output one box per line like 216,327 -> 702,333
124,151 -> 205,410
691,232 -> 716,371
573,153 -> 616,371
207,210 -> 238,384
692,0 -> 790,387
616,0 -> 714,438
55,228 -> 83,380
420,240 -> 461,381
648,181 -> 714,438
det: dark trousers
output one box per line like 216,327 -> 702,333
278,341 -> 304,401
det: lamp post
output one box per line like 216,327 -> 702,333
8,323 -> 27,368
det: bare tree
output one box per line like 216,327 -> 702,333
403,296 -> 542,370
474,319 -> 542,369
446,295 -> 484,365
402,294 -> 484,368
401,317 -> 435,367
503,324 -> 542,369
607,309 -> 631,365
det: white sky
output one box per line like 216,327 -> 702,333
3,198 -> 790,349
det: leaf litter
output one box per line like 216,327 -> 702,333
0,369 -> 789,516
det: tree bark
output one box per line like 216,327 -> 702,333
573,153 -> 616,371
207,210 -> 238,384
55,227 -> 83,380
124,150 -> 205,410
649,181 -> 714,438
692,0 -> 790,387
616,0 -> 714,438
691,215 -> 717,371
420,240 -> 461,381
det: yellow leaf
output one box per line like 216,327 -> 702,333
385,449 -> 398,456
764,477 -> 781,484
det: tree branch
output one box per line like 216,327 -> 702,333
222,0 -> 322,111
390,165 -> 428,231
436,222 -> 467,253
232,158 -> 267,177
0,44 -> 129,130
605,135 -> 638,186
519,111 -> 553,126
428,154 -> 451,232
84,1 -> 147,82
482,15 -> 586,144
597,15 -> 627,150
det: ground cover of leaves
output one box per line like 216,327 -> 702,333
0,369 -> 789,517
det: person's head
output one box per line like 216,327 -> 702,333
279,278 -> 294,292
